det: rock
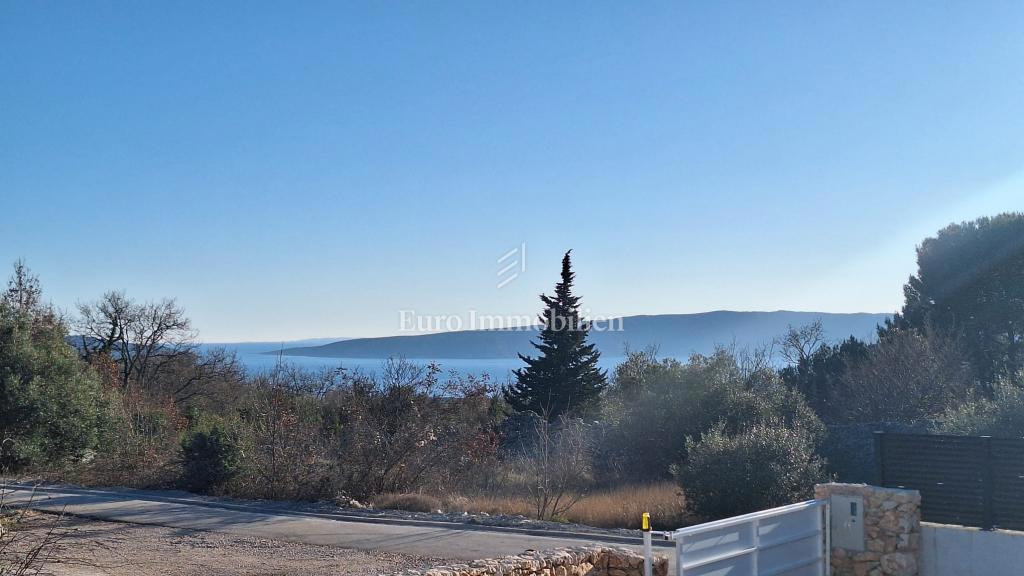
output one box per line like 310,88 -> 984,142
402,546 -> 666,576
880,552 -> 917,576
332,493 -> 366,509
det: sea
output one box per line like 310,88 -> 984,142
200,344 -> 623,382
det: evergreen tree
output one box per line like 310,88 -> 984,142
887,213 -> 1024,385
0,261 -> 107,469
505,251 -> 607,420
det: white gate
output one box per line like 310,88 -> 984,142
666,500 -> 829,576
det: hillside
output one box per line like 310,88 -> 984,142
275,311 -> 889,360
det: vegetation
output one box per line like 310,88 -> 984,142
890,214 -> 1024,385
0,261 -> 108,469
677,422 -> 825,519
375,482 -> 688,529
512,415 -> 592,520
371,493 -> 443,513
934,375 -> 1024,437
4,213 -> 1024,526
599,347 -> 823,484
181,424 -> 242,493
505,251 -> 607,421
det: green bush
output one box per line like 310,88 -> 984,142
181,425 -> 241,493
676,422 -> 826,519
933,377 -> 1024,437
599,349 -> 824,484
0,307 -> 108,469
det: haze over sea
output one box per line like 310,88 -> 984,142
205,345 -> 616,382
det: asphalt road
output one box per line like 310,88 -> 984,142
0,484 -> 674,569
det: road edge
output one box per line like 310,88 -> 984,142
0,483 -> 675,548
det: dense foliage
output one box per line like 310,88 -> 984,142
781,214 -> 1024,427
5,213 -> 1024,524
933,375 -> 1024,437
891,213 -> 1024,385
181,424 -> 241,493
505,251 -> 607,421
599,348 -> 823,484
0,264 -> 108,469
677,422 -> 826,518
779,337 -> 868,421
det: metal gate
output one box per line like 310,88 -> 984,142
664,500 -> 829,576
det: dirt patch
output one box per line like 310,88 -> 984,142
1,512 -> 439,575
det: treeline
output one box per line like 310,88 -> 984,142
2,213 -> 1023,523
781,215 -> 1024,460
0,274 -> 501,501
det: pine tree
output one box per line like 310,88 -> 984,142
504,251 -> 607,421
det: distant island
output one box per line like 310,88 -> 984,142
271,311 -> 889,360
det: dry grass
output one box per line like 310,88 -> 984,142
439,483 -> 692,530
370,493 -> 444,513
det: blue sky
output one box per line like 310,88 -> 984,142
2,2 -> 1023,341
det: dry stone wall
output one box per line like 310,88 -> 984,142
397,545 -> 668,576
815,483 -> 921,576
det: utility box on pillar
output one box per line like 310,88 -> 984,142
829,494 -> 865,551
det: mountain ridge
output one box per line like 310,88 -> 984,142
274,311 -> 890,360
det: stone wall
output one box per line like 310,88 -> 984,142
815,483 -> 921,576
398,545 -> 668,576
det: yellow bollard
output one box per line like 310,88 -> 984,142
642,512 -> 652,576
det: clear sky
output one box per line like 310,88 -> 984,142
3,2 -> 1023,341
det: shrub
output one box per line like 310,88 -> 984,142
181,425 -> 241,493
600,348 -> 823,484
371,493 -> 442,513
835,327 -> 973,424
513,416 -> 592,520
0,303 -> 108,469
676,422 -> 825,519
323,359 -> 498,499
933,377 -> 1024,437
82,396 -> 184,489
234,375 -> 329,501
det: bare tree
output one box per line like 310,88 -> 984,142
76,291 -> 198,395
517,415 -> 591,520
159,347 -> 244,404
777,320 -> 826,366
324,358 -> 496,499
838,326 -> 973,424
244,373 -> 321,500
736,341 -> 777,386
269,363 -> 346,399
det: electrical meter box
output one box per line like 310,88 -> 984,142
829,494 -> 865,551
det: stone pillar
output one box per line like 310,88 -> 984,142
815,483 -> 921,576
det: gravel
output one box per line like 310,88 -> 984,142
3,512 -> 441,576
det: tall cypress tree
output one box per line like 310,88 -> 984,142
505,251 -> 607,420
